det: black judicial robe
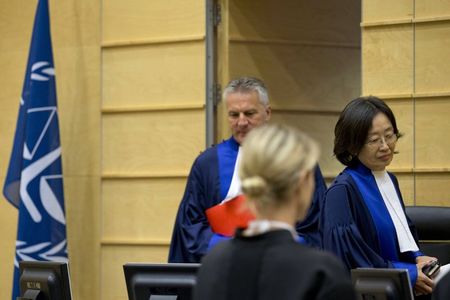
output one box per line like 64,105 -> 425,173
168,137 -> 327,263
193,229 -> 355,300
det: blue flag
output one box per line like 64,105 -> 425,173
3,0 -> 68,299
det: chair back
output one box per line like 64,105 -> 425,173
406,206 -> 450,265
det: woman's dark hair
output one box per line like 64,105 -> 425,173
334,96 -> 400,167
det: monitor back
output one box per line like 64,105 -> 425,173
124,263 -> 200,300
351,268 -> 413,300
19,261 -> 72,300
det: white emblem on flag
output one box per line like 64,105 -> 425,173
40,174 -> 65,225
15,240 -> 68,267
23,106 -> 57,161
31,61 -> 54,81
20,147 -> 62,223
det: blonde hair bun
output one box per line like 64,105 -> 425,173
241,176 -> 268,199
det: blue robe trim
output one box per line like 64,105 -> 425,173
208,137 -> 240,250
322,162 -> 422,286
346,165 -> 406,260
217,137 -> 239,200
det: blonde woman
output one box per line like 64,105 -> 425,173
194,124 -> 354,300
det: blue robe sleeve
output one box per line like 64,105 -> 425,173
295,165 -> 327,248
322,183 -> 394,269
168,149 -> 220,263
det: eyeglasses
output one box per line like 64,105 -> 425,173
365,133 -> 398,148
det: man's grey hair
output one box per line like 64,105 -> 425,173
222,77 -> 269,106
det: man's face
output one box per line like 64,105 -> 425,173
226,91 -> 271,144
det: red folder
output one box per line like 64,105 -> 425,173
206,195 -> 255,236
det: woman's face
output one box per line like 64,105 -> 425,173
357,112 -> 397,171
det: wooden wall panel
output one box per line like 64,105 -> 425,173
229,0 -> 360,44
102,43 -> 205,108
229,43 -> 360,112
384,99 -> 414,169
225,0 -> 361,180
102,0 -> 204,42
415,98 -> 450,168
362,2 -> 450,206
102,178 -> 186,241
415,22 -> 450,93
102,111 -> 204,173
393,173 -> 414,205
271,113 -> 342,177
362,0 -> 412,23
65,177 -> 100,243
416,174 -> 450,206
57,46 -> 101,176
0,183 -> 17,297
64,176 -> 100,299
51,1 -> 99,47
415,1 -> 450,19
0,4 -> 34,51
101,245 -> 169,300
101,0 -> 206,298
362,25 -> 413,95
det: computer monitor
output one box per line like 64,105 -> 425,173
123,263 -> 200,300
18,261 -> 72,300
351,268 -> 414,300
